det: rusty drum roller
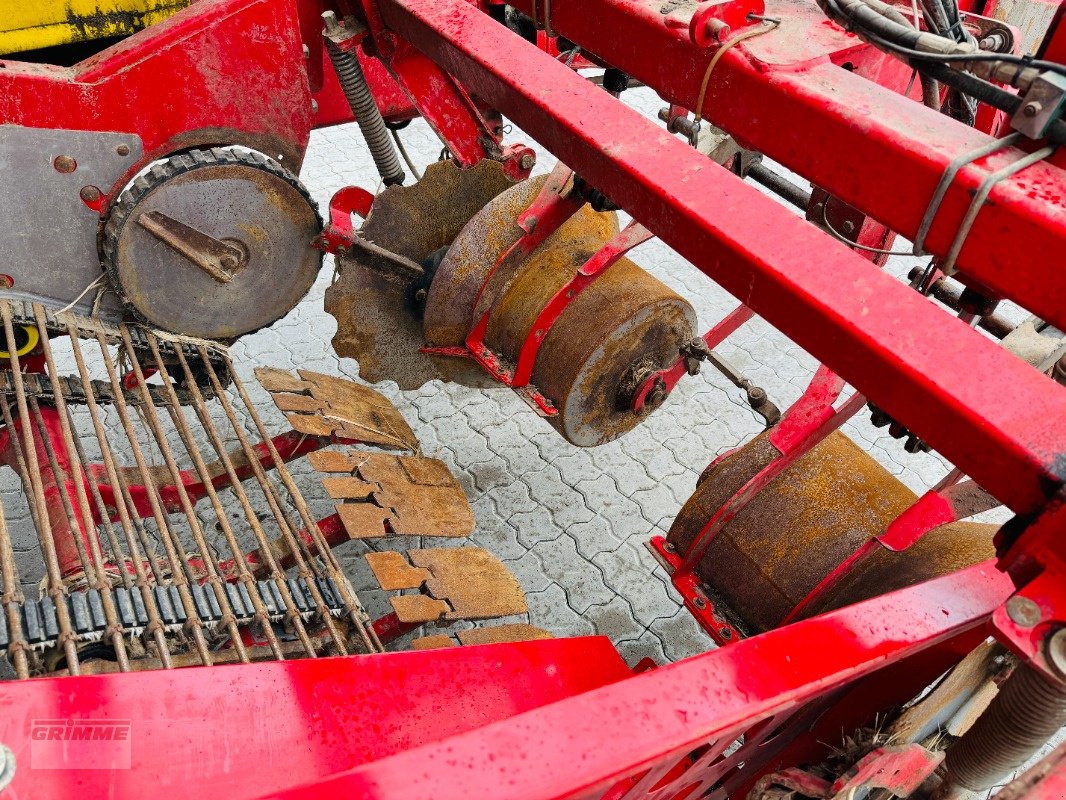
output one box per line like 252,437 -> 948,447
424,174 -> 697,446
667,430 -> 997,634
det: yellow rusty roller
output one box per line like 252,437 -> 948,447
424,174 -> 697,447
667,430 -> 997,634
0,0 -> 187,56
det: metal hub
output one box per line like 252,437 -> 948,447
103,148 -> 322,340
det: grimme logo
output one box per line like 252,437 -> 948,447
29,719 -> 132,770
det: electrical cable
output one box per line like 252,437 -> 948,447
820,204 -> 917,256
390,128 -> 422,181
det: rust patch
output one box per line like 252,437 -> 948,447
409,547 -> 528,621
365,551 -> 431,590
669,430 -> 997,633
324,159 -> 513,387
457,624 -> 553,645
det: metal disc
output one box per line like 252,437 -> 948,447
426,175 -> 695,446
104,148 -> 321,340
325,159 -> 514,387
423,174 -> 617,349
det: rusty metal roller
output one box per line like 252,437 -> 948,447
666,430 -> 997,634
424,174 -> 696,447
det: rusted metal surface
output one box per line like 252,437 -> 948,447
457,624 -> 552,645
406,624 -> 553,650
0,300 -> 393,674
424,172 -> 696,445
412,547 -> 528,620
369,546 -> 528,624
668,430 -> 997,633
366,551 -> 431,590
325,159 -> 513,387
105,148 -> 322,340
257,367 -> 419,451
311,448 -> 475,540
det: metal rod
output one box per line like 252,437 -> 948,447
220,359 -> 382,652
143,334 -> 307,659
0,305 -> 80,675
745,162 -> 812,210
183,347 -> 355,654
29,395 -> 131,672
0,446 -> 29,678
64,323 -> 174,669
118,328 -> 254,662
92,328 -> 213,667
28,399 -> 96,583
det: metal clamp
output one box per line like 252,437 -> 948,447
914,133 -> 1056,275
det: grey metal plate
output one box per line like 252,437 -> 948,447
0,125 -> 142,320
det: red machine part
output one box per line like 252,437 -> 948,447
370,0 -> 1066,645
1,0 -> 1066,794
264,562 -> 1013,799
0,637 -> 632,798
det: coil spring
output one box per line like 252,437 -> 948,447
324,38 -> 405,186
940,663 -> 1066,793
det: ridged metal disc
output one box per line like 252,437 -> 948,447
104,148 -> 321,340
325,159 -> 513,387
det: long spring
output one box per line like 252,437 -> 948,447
936,663 -> 1066,796
323,12 -> 405,187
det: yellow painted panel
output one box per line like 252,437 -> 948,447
0,0 -> 189,55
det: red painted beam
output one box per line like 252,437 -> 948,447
265,561 -> 1013,800
0,637 -> 631,799
375,0 -> 1066,517
505,0 -> 1066,331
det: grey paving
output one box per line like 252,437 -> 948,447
3,84 -> 1057,783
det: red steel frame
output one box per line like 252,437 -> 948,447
0,0 -> 1065,795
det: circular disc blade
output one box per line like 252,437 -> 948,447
106,149 -> 321,340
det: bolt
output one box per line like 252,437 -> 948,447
116,144 -> 130,157
0,275 -> 13,289
747,386 -> 767,404
535,329 -> 543,339
1023,101 -> 1043,118
1006,596 -> 1042,628
644,379 -> 667,412
321,10 -> 342,34
693,596 -> 707,609
519,153 -> 536,170
79,186 -> 101,203
414,288 -> 427,303
663,541 -> 676,554
842,220 -> 856,235
1046,629 -> 1066,680
53,155 -> 77,173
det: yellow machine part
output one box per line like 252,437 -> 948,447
0,0 -> 187,56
